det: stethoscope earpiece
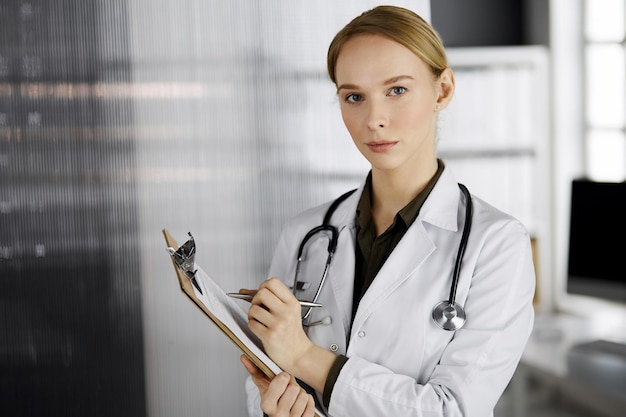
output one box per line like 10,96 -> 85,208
432,300 -> 466,331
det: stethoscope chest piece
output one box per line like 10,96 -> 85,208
432,300 -> 466,331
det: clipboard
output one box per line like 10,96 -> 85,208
162,229 -> 323,417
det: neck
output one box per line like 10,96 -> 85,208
370,158 -> 438,217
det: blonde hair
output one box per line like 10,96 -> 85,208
327,5 -> 448,84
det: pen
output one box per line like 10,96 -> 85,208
227,293 -> 323,308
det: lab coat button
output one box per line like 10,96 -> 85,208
330,343 -> 338,352
358,331 -> 365,338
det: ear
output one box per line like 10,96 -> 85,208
435,68 -> 455,111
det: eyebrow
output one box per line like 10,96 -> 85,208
336,75 -> 415,92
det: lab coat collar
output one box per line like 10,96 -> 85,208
330,166 -> 462,233
328,181 -> 366,231
419,166 -> 463,233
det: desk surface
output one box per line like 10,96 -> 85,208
524,313 -> 626,375
520,313 -> 626,416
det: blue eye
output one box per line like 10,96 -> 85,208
345,93 -> 363,103
389,86 -> 406,96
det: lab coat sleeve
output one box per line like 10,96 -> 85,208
245,375 -> 264,417
328,216 -> 535,417
248,374 -> 322,417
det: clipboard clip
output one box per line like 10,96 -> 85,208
166,232 -> 203,294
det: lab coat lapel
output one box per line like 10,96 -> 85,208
350,168 -> 461,332
325,185 -> 362,335
351,222 -> 435,331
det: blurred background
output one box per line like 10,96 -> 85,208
0,0 -> 624,416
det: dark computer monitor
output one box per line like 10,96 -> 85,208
567,179 -> 626,303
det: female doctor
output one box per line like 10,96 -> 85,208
239,5 -> 536,417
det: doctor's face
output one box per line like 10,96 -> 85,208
334,34 -> 453,175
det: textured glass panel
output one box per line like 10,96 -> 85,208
0,1 -> 145,416
2,1 -> 431,416
130,1 -> 429,416
586,44 -> 626,128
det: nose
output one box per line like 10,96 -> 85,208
366,99 -> 388,130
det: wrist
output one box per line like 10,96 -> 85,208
291,343 -> 337,393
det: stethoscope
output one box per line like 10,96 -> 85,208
292,183 -> 473,331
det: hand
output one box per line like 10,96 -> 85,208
237,287 -> 258,298
246,278 -> 313,373
241,355 -> 316,417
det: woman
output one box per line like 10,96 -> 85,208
239,5 -> 535,417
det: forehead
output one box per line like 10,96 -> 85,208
335,34 -> 430,85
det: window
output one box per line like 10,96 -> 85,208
584,0 -> 626,181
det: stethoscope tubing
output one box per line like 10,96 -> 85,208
294,184 -> 472,331
448,183 -> 472,305
293,190 -> 355,321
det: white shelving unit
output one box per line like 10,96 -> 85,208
440,46 -> 552,313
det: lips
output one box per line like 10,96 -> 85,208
366,140 -> 397,153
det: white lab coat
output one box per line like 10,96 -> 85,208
246,166 -> 535,417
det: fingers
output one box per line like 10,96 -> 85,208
257,278 -> 299,308
242,354 -> 316,417
247,278 -> 300,330
288,385 -> 316,417
261,373 -> 315,417
240,355 -> 270,392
